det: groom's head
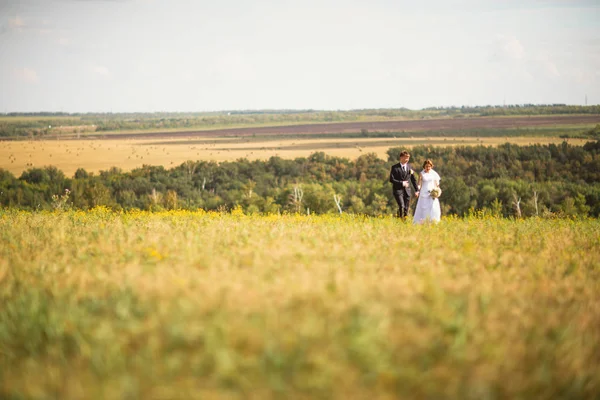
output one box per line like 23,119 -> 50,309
399,151 -> 410,164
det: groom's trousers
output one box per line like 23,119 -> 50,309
393,189 -> 410,218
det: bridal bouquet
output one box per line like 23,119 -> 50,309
429,187 -> 442,199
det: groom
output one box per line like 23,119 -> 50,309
389,150 -> 420,218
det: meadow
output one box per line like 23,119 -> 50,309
2,105 -> 599,138
1,209 -> 599,399
0,135 -> 590,177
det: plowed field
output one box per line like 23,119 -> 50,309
101,115 -> 600,139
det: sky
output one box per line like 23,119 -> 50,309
0,0 -> 599,112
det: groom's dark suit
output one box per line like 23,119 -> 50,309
389,162 -> 419,218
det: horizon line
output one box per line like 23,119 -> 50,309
2,103 -> 598,115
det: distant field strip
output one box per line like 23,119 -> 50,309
86,115 -> 600,138
1,210 -> 599,399
0,136 -> 590,176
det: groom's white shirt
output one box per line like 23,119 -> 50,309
400,163 -> 409,187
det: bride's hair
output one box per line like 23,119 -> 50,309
422,159 -> 433,168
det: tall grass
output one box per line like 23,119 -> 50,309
1,209 -> 599,399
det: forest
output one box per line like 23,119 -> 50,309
1,140 -> 599,218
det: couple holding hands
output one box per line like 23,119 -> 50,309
389,150 -> 442,224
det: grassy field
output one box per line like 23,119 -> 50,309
0,115 -> 398,137
1,209 -> 599,399
1,108 -> 598,137
0,136 -> 590,177
0,111 -> 432,137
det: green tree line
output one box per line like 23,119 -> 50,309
424,104 -> 600,116
1,141 -> 599,217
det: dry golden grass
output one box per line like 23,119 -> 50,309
1,209 -> 599,399
0,136 -> 589,177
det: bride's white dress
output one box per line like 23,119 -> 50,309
413,169 -> 441,224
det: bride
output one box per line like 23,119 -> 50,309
413,159 -> 441,224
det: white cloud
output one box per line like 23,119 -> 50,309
454,0 -> 600,11
532,0 -> 600,8
496,35 -> 525,60
8,16 -> 26,31
90,64 -> 110,78
4,15 -> 59,35
543,60 -> 560,77
490,35 -> 565,81
568,68 -> 597,85
13,67 -> 39,83
209,51 -> 257,82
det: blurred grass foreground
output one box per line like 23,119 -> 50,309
1,208 -> 599,399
